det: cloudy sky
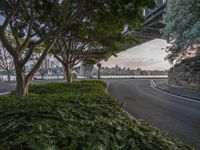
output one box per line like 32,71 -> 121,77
101,39 -> 171,70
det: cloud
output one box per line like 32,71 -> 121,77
101,39 -> 171,70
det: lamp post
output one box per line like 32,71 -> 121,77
97,61 -> 101,80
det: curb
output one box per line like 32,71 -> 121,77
125,110 -> 137,120
150,79 -> 200,104
104,80 -> 136,120
105,82 -> 109,94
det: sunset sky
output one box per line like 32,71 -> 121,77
101,39 -> 171,70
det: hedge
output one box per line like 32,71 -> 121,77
0,81 -> 192,149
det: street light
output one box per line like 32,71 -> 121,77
97,61 -> 101,80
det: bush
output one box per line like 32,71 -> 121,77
0,81 -> 192,149
29,80 -> 107,95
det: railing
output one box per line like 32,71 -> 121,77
77,75 -> 168,79
146,3 -> 167,20
144,3 -> 166,27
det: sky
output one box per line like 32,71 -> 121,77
101,39 -> 171,70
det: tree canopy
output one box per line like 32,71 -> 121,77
0,0 -> 155,96
163,0 -> 200,63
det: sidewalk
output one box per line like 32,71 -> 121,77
153,79 -> 200,101
0,82 -> 16,96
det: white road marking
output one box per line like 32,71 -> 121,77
150,79 -> 200,104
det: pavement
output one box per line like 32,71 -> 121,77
106,79 -> 200,148
153,79 -> 200,101
0,82 -> 15,95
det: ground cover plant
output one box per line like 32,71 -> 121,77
0,81 -> 192,149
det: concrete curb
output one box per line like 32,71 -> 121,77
125,110 -> 137,120
150,79 -> 200,104
105,82 -> 109,94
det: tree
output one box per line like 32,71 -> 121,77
0,46 -> 14,82
53,0 -> 155,83
163,0 -> 200,63
53,32 -> 136,82
0,0 -> 155,96
54,37 -> 90,83
0,0 -> 86,96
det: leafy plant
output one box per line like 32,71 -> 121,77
0,81 -> 192,149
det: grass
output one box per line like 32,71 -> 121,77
0,80 -> 192,149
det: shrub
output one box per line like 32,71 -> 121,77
0,81 -> 192,149
29,80 -> 107,95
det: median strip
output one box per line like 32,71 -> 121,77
0,80 -> 192,149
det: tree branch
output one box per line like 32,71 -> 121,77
25,39 -> 57,81
54,53 -> 64,65
0,1 -> 21,31
20,0 -> 34,51
0,31 -> 17,58
21,44 -> 36,66
9,22 -> 20,48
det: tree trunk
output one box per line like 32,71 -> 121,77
7,71 -> 11,82
15,65 -> 28,97
64,64 -> 72,83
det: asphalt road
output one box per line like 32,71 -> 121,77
107,79 -> 200,148
0,82 -> 15,94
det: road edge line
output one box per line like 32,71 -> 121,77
150,79 -> 200,104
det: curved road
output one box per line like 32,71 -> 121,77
107,79 -> 200,148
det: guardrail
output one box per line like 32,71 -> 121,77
77,75 -> 168,79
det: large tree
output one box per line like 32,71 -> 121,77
163,0 -> 200,63
53,0 -> 155,83
0,0 -> 92,96
53,31 -> 137,83
0,0 -> 154,96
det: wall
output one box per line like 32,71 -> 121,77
168,56 -> 200,91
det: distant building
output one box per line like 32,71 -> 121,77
24,54 -> 63,76
93,65 -> 168,76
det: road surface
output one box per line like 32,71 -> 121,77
0,82 -> 15,95
107,79 -> 200,148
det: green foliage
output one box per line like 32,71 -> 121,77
162,0 -> 200,63
29,80 -> 107,95
0,81 -> 192,149
53,0 -> 155,70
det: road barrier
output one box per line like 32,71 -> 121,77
77,75 -> 168,79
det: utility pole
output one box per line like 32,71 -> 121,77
97,62 -> 101,80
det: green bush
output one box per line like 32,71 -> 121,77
29,80 -> 107,95
0,81 -> 192,149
